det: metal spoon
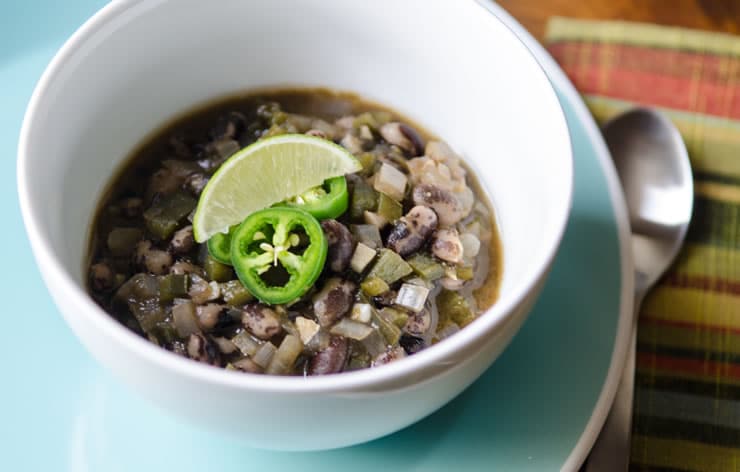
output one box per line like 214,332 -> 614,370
585,108 -> 693,472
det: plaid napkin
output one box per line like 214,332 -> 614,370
545,18 -> 740,472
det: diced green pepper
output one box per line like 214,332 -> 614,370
262,124 -> 288,138
360,329 -> 387,357
350,224 -> 383,249
437,290 -> 476,327
372,111 -> 393,127
377,192 -> 402,222
221,280 -> 254,306
456,265 -> 475,281
269,110 -> 287,126
360,276 -> 390,296
346,343 -> 372,371
133,300 -> 166,333
204,255 -> 234,282
149,320 -> 179,345
107,227 -> 143,256
357,152 -> 377,174
406,253 -> 446,281
353,112 -> 380,131
158,274 -> 189,303
353,111 -> 392,131
115,273 -> 159,300
350,178 -> 378,220
373,308 -> 402,345
143,192 -> 197,240
115,274 -> 165,333
381,307 -> 409,329
146,218 -> 178,242
367,249 -> 412,284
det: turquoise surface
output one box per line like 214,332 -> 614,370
0,2 -> 622,470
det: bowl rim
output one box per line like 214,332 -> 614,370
16,0 -> 573,393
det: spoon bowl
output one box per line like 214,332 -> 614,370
603,108 -> 693,295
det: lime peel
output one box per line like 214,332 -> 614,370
192,134 -> 362,242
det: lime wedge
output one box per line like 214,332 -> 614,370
192,134 -> 362,242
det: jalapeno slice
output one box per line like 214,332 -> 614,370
231,207 -> 327,305
280,176 -> 348,220
207,225 -> 236,265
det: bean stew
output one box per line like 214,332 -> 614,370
87,88 -> 502,376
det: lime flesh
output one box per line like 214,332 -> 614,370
193,134 -> 361,242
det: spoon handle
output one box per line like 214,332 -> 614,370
584,295 -> 643,472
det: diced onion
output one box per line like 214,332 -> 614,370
350,243 -> 377,273
252,342 -> 277,368
213,138 -> 240,158
395,283 -> 430,313
172,300 -> 200,337
189,275 -> 220,304
231,331 -> 260,357
350,303 -> 372,323
363,210 -> 388,228
359,125 -> 373,140
373,163 -> 407,201
296,316 -> 320,345
305,329 -> 330,353
213,336 -> 237,354
266,335 -> 303,375
330,318 -> 374,340
460,233 -> 481,259
350,224 -> 382,249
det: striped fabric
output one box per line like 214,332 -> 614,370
545,18 -> 740,472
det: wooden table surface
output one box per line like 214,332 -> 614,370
498,0 -> 740,42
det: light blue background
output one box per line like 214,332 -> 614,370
0,2 -> 621,470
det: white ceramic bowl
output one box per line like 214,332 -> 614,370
17,0 -> 572,451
